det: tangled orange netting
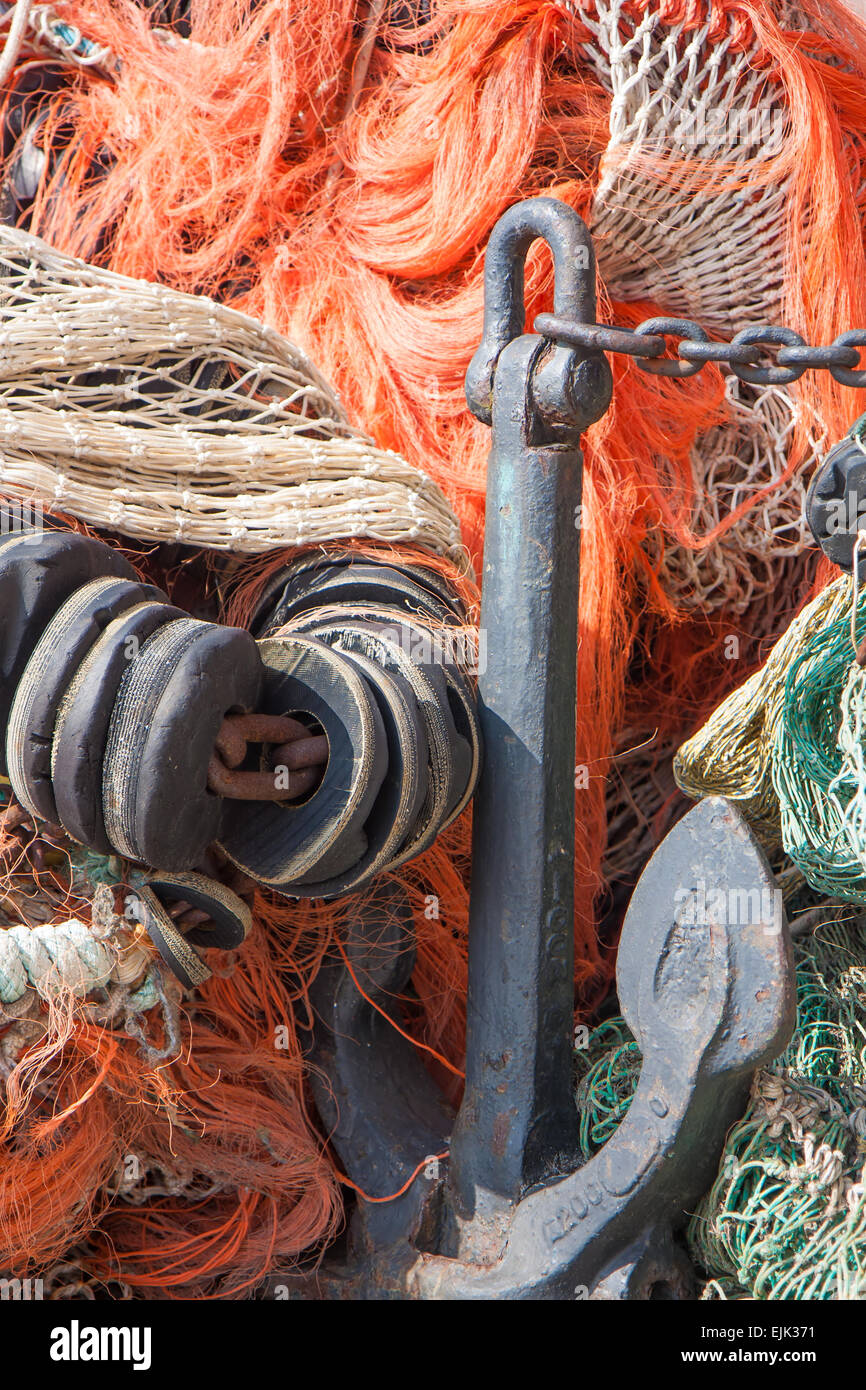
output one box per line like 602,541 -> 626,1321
2,0 -> 866,1294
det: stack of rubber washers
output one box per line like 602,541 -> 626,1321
0,519 -> 257,984
223,552 -> 481,898
0,523 -> 480,913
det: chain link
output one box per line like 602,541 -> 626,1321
534,312 -> 866,386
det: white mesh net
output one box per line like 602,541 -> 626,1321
644,377 -> 827,614
568,0 -> 835,614
0,226 -> 465,562
582,0 -> 790,332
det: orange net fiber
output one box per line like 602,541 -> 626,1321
2,0 -> 866,1293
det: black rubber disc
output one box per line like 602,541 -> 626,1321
127,885 -> 211,990
253,554 -> 465,635
51,599 -> 185,852
102,618 -> 264,869
438,660 -> 481,829
217,632 -> 388,889
286,646 -> 430,898
0,530 -> 136,775
142,872 -> 252,951
357,610 -> 481,828
281,602 -> 479,821
283,616 -> 471,865
6,577 -> 167,825
264,564 -> 457,629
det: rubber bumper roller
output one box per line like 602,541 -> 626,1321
0,527 -> 137,776
101,617 -> 264,869
283,614 -> 477,837
7,575 -> 169,824
218,632 -> 390,889
51,598 -> 187,854
0,529 -> 481,901
0,526 -> 265,871
253,553 -> 466,635
259,562 -> 462,630
217,557 -> 481,896
288,646 -> 430,896
125,872 -> 253,990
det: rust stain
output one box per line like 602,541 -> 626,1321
485,1051 -> 512,1072
492,1110 -> 514,1159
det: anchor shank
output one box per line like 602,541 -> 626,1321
449,334 -> 584,1207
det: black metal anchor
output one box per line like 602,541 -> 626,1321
451,197 -> 612,1214
412,795 -> 795,1298
296,197 -> 796,1299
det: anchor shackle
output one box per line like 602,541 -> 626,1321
464,196 -> 611,437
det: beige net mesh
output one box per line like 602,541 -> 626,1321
0,226 -> 465,563
578,0 -> 828,616
583,0 -> 790,332
643,377 -> 826,614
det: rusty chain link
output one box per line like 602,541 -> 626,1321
208,712 -> 328,803
535,313 -> 866,387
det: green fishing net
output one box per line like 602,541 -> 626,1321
575,912 -> 866,1299
673,577 -> 853,845
770,590 -> 866,903
675,572 -> 866,904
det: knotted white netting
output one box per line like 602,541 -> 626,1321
645,377 -> 827,614
0,226 -> 465,562
576,0 -> 827,614
583,0 -> 791,332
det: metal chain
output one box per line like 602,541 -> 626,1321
207,712 -> 328,803
534,313 -> 866,387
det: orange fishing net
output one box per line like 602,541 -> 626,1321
2,0 -> 866,1294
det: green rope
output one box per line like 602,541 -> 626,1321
673,577 -> 853,845
574,915 -> 866,1299
67,844 -> 126,891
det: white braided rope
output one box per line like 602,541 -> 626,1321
0,918 -> 152,1005
0,0 -> 32,86
0,227 -> 465,563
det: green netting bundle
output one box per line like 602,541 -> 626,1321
574,1017 -> 640,1154
673,577 -> 852,845
674,573 -> 866,903
769,595 -> 866,902
575,914 -> 866,1299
